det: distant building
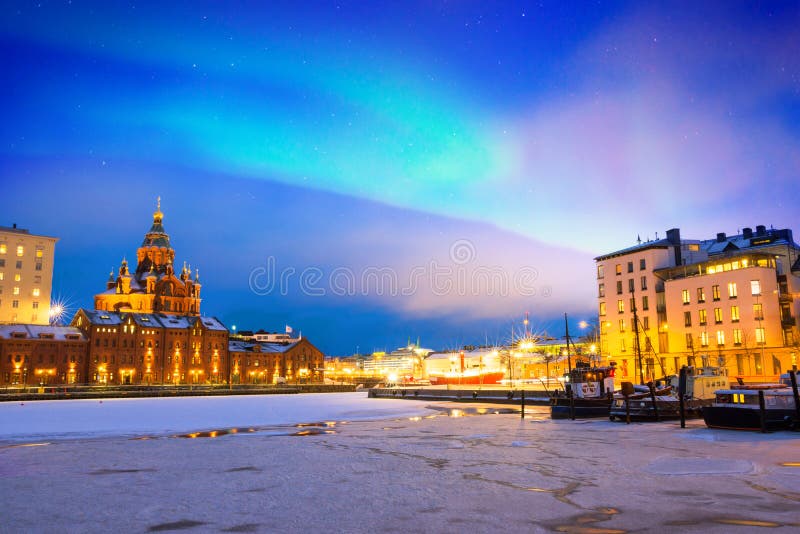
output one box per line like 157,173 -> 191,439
362,342 -> 434,377
595,225 -> 800,382
0,324 -> 87,385
0,224 -> 58,325
71,309 -> 228,385
229,337 -> 324,384
94,198 -> 203,316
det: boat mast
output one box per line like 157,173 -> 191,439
564,313 -> 573,373
632,288 -> 645,385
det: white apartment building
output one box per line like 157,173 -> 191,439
0,225 -> 58,325
596,225 -> 799,382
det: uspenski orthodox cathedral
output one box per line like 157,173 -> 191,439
94,198 -> 202,315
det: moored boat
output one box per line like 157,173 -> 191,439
702,370 -> 800,431
550,363 -> 616,419
609,366 -> 729,422
428,370 -> 505,386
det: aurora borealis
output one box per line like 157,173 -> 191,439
3,1 -> 800,353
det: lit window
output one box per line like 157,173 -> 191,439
599,302 -> 606,316
597,265 -> 605,279
32,288 -> 40,297
619,319 -> 626,332
697,287 -> 705,303
750,280 -> 761,296
615,264 -> 622,275
753,303 -> 763,320
35,248 -> 43,258
712,285 -> 720,300
617,300 -> 624,313
0,273 -> 4,281
716,331 -> 725,346
16,245 -> 23,256
699,309 -> 707,325
685,333 -> 693,349
730,306 -> 740,322
714,307 -> 723,324
12,287 -> 19,296
728,282 -> 737,298
0,244 -> 6,254
598,283 -> 605,297
682,289 -> 690,304
755,328 -> 765,344
733,329 -> 742,345
14,274 -> 21,282
700,332 -> 709,347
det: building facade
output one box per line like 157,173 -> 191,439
229,337 -> 325,384
596,225 -> 800,382
0,325 -> 88,385
94,198 -> 203,316
0,225 -> 58,325
71,309 -> 229,385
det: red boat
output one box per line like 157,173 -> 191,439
429,371 -> 505,386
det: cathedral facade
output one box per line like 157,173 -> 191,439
95,199 -> 202,315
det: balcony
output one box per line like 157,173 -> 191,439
782,316 -> 797,327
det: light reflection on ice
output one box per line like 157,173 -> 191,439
0,392 -> 435,442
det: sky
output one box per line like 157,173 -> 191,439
2,1 -> 799,355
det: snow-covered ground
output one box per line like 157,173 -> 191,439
0,392 -> 435,442
2,398 -> 799,532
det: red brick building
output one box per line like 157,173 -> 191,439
71,309 -> 229,385
0,325 -> 88,385
229,337 -> 325,384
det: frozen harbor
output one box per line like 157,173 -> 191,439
2,393 -> 799,533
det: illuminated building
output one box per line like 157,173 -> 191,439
71,309 -> 228,385
229,337 -> 325,384
94,198 -> 202,315
0,224 -> 58,325
0,325 -> 88,385
596,225 -> 800,382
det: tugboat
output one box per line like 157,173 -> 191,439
550,362 -> 617,419
609,366 -> 729,421
702,370 -> 800,431
549,313 -> 617,419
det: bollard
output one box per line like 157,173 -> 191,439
758,390 -> 767,433
648,381 -> 660,422
678,366 -> 687,429
625,395 -> 631,424
521,390 -> 525,419
567,384 -> 575,420
788,370 -> 800,428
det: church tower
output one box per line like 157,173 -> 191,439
94,198 -> 202,316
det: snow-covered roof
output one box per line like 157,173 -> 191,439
0,324 -> 86,341
75,309 -> 227,332
229,340 -> 299,354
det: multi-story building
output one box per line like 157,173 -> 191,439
71,309 -> 229,385
0,324 -> 88,385
229,337 -> 325,384
0,224 -> 58,325
596,225 -> 800,382
94,198 -> 203,315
